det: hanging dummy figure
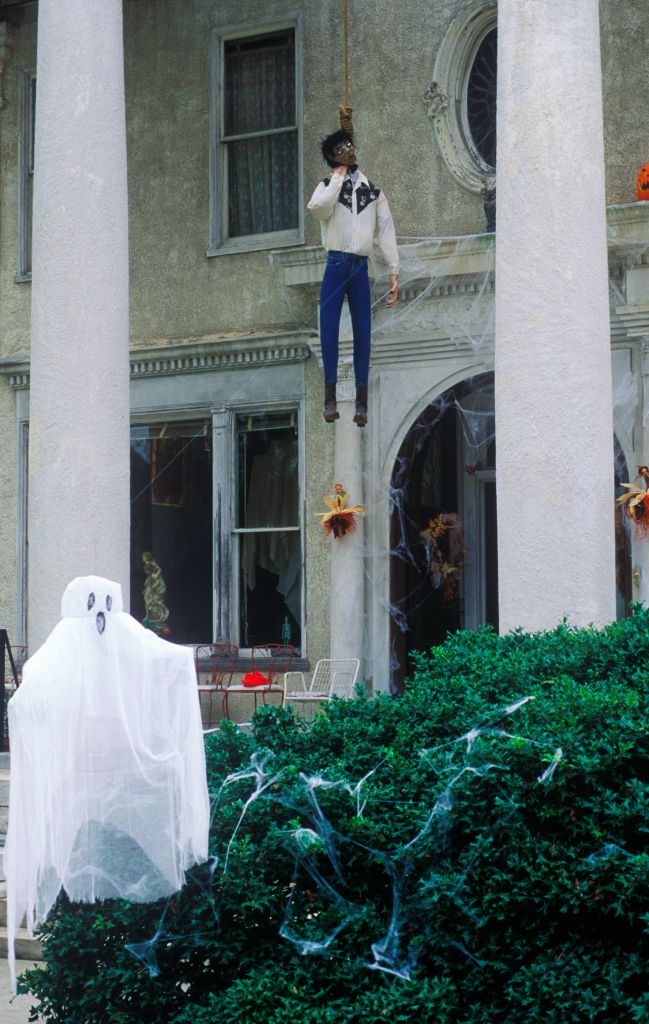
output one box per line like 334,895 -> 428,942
3,575 -> 209,989
307,131 -> 399,427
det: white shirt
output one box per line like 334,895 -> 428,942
307,169 -> 399,276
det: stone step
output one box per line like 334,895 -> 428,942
0,888 -> 28,929
0,926 -> 43,961
0,884 -> 42,960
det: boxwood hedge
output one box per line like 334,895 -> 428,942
20,612 -> 649,1023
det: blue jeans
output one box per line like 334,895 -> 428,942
319,251 -> 371,387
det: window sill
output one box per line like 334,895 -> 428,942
207,231 -> 303,258
15,272 -> 32,284
195,654 -> 309,674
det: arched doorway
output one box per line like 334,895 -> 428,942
389,374 -> 632,693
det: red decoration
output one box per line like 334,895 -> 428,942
241,671 -> 271,688
637,165 -> 649,202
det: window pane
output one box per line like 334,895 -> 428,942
239,531 -> 301,649
130,421 -> 213,645
236,411 -> 298,528
224,31 -> 295,136
467,28 -> 497,168
227,130 -> 298,237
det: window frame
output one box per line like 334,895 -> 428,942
17,68 -> 36,282
129,411 -> 215,646
228,400 -> 305,656
208,13 -> 304,257
425,0 -> 497,194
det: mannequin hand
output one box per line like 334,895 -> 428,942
386,274 -> 398,307
332,165 -> 347,177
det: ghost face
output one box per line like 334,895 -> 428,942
86,590 -> 113,634
61,576 -> 123,635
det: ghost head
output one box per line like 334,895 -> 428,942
61,574 -> 121,634
4,575 -> 209,990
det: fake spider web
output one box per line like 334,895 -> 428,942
122,695 -> 565,984
68,217 -> 646,993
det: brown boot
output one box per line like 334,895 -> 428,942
353,385 -> 368,427
323,381 -> 339,423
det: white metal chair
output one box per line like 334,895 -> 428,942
284,658 -> 360,719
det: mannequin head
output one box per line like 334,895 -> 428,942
321,130 -> 356,168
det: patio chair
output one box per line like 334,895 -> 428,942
194,642 -> 238,728
222,643 -> 294,722
284,658 -> 360,719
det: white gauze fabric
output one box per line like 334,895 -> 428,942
3,575 -> 210,988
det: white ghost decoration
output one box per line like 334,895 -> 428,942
3,575 -> 210,988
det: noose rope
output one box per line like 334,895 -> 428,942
339,0 -> 354,136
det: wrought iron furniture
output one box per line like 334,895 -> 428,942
194,642 -> 238,728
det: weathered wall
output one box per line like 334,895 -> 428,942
0,0 -> 647,648
0,0 -> 647,354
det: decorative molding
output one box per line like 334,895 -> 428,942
423,80 -> 448,121
426,0 -> 497,194
306,328 -> 489,372
640,338 -> 649,377
271,238 -> 496,290
0,329 -> 312,389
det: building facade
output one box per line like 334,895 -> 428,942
0,0 -> 647,693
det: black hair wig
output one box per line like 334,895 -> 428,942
320,129 -> 354,168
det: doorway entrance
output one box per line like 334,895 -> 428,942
389,374 -> 633,692
389,374 -> 496,692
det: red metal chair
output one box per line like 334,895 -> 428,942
251,644 -> 295,687
194,643 -> 238,728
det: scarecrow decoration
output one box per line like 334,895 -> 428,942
420,513 -> 467,603
616,466 -> 649,537
316,483 -> 366,539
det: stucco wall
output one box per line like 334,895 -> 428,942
0,0 -> 647,648
0,0 -> 647,352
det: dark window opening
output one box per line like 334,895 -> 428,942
467,27 -> 497,168
130,421 -> 213,645
236,410 -> 301,650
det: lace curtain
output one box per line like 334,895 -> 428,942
224,32 -> 298,237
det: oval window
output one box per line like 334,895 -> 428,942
466,27 -> 497,169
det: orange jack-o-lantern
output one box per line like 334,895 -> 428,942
637,164 -> 649,202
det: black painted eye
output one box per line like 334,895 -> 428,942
87,593 -> 95,611
106,595 -> 112,611
96,611 -> 105,635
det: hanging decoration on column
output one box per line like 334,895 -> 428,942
617,466 -> 649,537
316,483 -> 366,539
636,164 -> 649,202
419,512 -> 467,603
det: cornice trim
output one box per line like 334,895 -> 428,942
0,330 -> 312,389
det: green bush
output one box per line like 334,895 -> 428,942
20,612 -> 649,1023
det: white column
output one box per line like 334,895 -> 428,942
495,0 -> 616,632
28,0 -> 130,649
330,380 -> 365,676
